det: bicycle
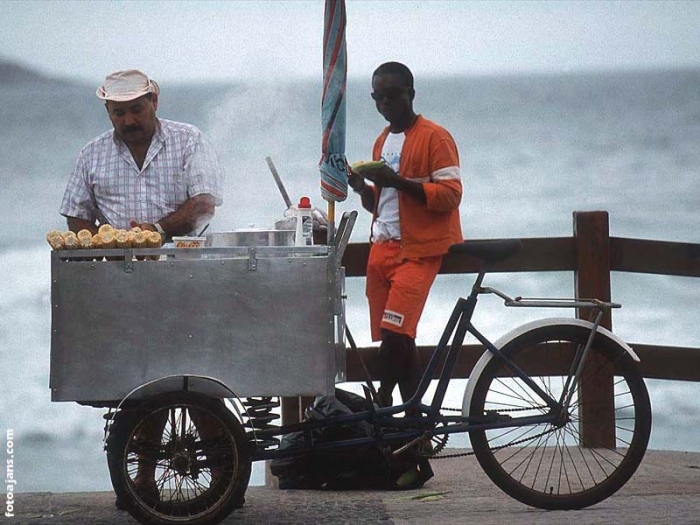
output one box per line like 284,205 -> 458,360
102,235 -> 651,524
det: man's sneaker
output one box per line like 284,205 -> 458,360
395,461 -> 434,490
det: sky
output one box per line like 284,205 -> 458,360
1,0 -> 699,84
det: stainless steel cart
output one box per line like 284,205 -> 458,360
50,214 -> 354,405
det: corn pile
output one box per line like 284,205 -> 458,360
46,225 -> 162,260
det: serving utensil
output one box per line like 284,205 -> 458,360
265,156 -> 293,209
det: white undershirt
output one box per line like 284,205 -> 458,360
371,132 -> 405,242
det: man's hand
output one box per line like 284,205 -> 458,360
67,217 -> 98,235
362,165 -> 427,204
360,164 -> 400,189
349,162 -> 425,208
127,194 -> 216,238
348,170 -> 366,192
130,220 -> 157,232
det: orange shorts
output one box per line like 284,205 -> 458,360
366,241 -> 443,342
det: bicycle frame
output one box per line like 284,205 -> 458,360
412,268 -> 620,431
252,266 -> 621,461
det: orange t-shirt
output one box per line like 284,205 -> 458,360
371,115 -> 463,259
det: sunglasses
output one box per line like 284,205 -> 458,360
370,87 -> 408,102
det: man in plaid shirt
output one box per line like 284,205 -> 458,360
60,70 -> 227,510
60,69 -> 223,239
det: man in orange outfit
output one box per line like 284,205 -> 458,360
349,62 -> 463,414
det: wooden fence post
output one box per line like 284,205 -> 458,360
271,397 -> 313,487
281,396 -> 301,425
281,396 -> 315,425
573,211 -> 616,448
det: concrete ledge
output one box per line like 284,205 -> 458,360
12,450 -> 700,524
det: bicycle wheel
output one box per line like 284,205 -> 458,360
468,324 -> 651,510
106,391 -> 251,525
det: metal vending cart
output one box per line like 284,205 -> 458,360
51,216 -> 354,402
49,213 -> 356,524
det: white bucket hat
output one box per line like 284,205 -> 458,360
96,69 -> 160,102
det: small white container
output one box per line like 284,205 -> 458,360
172,236 -> 207,249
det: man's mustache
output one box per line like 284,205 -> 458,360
121,125 -> 143,133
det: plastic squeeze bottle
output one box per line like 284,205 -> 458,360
295,196 -> 314,246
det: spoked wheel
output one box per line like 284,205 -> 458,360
106,391 -> 251,525
468,324 -> 651,510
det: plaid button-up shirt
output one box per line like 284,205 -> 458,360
60,119 -> 223,231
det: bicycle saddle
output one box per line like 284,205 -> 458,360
448,239 -> 522,264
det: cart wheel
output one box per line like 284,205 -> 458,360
106,391 -> 251,525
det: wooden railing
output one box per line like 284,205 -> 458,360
282,211 -> 700,437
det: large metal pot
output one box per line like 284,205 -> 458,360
206,229 -> 295,247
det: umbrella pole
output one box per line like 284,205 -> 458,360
327,200 -> 335,245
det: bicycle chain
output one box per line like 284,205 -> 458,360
430,406 -> 556,460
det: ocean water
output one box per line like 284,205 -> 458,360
0,67 -> 698,492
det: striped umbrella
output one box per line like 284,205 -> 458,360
319,0 -> 348,238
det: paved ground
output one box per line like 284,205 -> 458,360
11,450 -> 700,524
